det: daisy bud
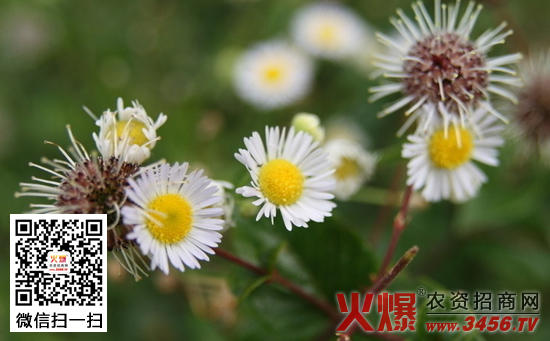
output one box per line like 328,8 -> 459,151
291,112 -> 325,142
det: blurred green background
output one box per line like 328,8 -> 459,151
1,0 -> 549,340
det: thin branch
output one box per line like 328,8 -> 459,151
216,248 -> 340,320
369,246 -> 419,295
377,185 -> 413,279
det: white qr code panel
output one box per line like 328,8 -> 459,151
10,214 -> 107,332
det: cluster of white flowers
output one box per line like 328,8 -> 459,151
16,0 -> 533,284
18,98 -> 235,278
233,3 -> 377,110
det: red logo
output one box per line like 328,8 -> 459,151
336,292 -> 416,332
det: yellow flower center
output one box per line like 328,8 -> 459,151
258,159 -> 304,206
262,65 -> 284,85
145,194 -> 193,244
318,23 -> 338,47
335,157 -> 360,180
429,127 -> 474,169
115,120 -> 148,146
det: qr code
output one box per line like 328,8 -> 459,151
10,214 -> 107,332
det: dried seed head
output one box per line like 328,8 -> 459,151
515,75 -> 550,145
403,33 -> 489,113
56,157 -> 140,220
370,0 -> 522,136
16,124 -> 150,281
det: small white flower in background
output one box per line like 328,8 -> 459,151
235,127 -> 336,231
324,139 -> 377,200
325,117 -> 369,146
291,2 -> 369,60
291,112 -> 325,142
93,98 -> 167,164
208,180 -> 236,230
122,162 -> 225,275
509,50 -> 550,166
402,108 -> 505,203
370,0 -> 522,136
233,40 -> 314,110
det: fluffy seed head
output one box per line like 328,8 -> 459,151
403,32 -> 489,113
370,0 -> 522,136
57,157 -> 140,219
512,50 -> 550,158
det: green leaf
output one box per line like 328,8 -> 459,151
230,216 -> 323,297
281,217 -> 377,300
231,284 -> 329,341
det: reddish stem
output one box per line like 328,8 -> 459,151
216,248 -> 340,320
377,185 -> 413,279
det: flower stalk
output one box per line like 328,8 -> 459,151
377,185 -> 413,279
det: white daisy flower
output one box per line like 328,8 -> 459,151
509,49 -> 550,166
93,98 -> 167,164
291,2 -> 370,60
233,40 -> 314,110
235,127 -> 336,230
324,138 -> 377,200
370,0 -> 522,136
122,162 -> 224,275
208,180 -> 236,230
402,108 -> 504,203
